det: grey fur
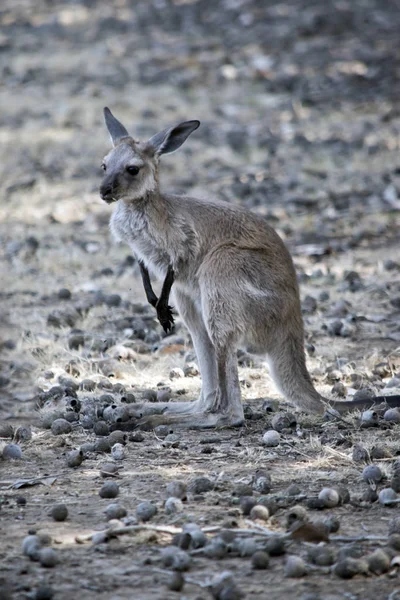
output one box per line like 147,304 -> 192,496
100,108 -> 328,428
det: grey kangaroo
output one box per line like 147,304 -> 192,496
99,107 -> 400,428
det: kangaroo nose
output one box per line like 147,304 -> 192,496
100,185 -> 112,200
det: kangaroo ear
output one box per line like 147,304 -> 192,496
103,107 -> 130,146
147,120 -> 200,156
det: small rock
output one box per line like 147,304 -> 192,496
264,536 -> 286,556
34,585 -> 54,600
370,445 -> 392,460
183,362 -> 199,377
111,443 -> 126,460
250,505 -> 270,521
130,432 -> 145,442
51,419 -> 72,435
100,462 -> 120,477
318,488 -> 340,508
167,572 -> 184,592
2,443 -> 22,460
14,425 -> 32,442
352,444 -> 369,463
332,382 -> 346,397
389,517 -> 400,535
99,482 -> 119,499
253,471 -> 272,494
38,547 -> 58,568
360,410 -> 378,428
108,430 -> 127,446
104,503 -> 127,520
0,423 -> 14,438
384,408 -> 400,423
362,464 -> 383,483
240,496 -> 257,516
169,368 -> 184,380
323,516 -> 341,533
154,424 -> 170,438
94,421 -> 109,436
136,501 -> 157,522
166,480 -> 187,500
22,535 -> 42,560
210,571 -> 243,600
262,430 -> 280,447
368,549 -> 390,574
287,505 -> 308,526
362,488 -> 378,503
285,556 -> 307,578
271,412 -> 297,432
58,288 -> 71,300
66,449 -> 83,468
389,534 -> 400,551
94,438 -> 111,453
187,476 -> 213,495
237,537 -> 258,557
50,504 -> 68,522
307,545 -> 335,566
165,497 -> 184,515
161,546 -> 191,571
251,550 -> 270,569
378,488 -> 398,505
334,557 -> 367,578
286,483 -> 301,496
105,294 -> 121,307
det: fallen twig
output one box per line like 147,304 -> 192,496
75,523 -> 221,544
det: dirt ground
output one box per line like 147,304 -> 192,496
1,0 -> 400,598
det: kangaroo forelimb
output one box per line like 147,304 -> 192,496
156,265 -> 175,334
139,261 -> 175,333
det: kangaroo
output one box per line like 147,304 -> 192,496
99,107 -> 400,428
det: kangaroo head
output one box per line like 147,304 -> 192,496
100,107 -> 200,204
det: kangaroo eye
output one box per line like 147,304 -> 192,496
101,163 -> 106,172
126,165 -> 140,176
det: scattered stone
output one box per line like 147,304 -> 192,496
130,432 -> 145,442
167,480 -> 187,500
285,556 -> 307,578
307,545 -> 335,566
240,496 -> 257,516
155,424 -> 170,438
34,585 -> 54,600
360,410 -> 378,428
287,505 -> 308,527
38,547 -> 58,568
165,497 -> 184,515
362,464 -> 383,483
108,430 -> 127,446
237,537 -> 258,557
99,482 -> 119,499
66,449 -> 83,468
286,483 -> 301,496
384,408 -> 400,423
251,550 -> 270,569
323,516 -> 341,533
253,471 -> 272,494
389,517 -> 400,535
161,546 -> 191,571
210,571 -> 243,600
100,462 -> 120,477
22,535 -> 42,560
2,443 -> 22,460
368,549 -> 390,574
80,379 -> 96,391
378,488 -> 398,505
94,437 -> 112,453
389,534 -> 400,551
14,425 -> 32,442
271,412 -> 297,432
250,505 -> 270,521
362,488 -> 378,503
50,504 -> 68,522
334,557 -> 368,579
58,288 -> 71,300
167,572 -> 185,592
332,382 -> 346,397
262,430 -> 280,447
94,421 -> 109,437
111,443 -> 126,460
183,362 -> 199,377
352,444 -> 369,463
104,503 -> 127,520
187,476 -> 213,495
51,419 -> 72,436
0,423 -> 14,438
318,488 -> 340,508
264,536 -> 286,556
136,501 -> 157,522
169,368 -> 184,380
370,445 -> 392,460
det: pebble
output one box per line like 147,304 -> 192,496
334,557 -> 367,578
169,368 -> 185,380
22,535 -> 42,560
130,432 -> 144,442
2,443 -> 22,459
378,488 -> 398,505
332,382 -> 346,397
284,556 -> 307,578
154,424 -> 170,438
391,471 -> 400,493
0,423 -> 14,438
108,430 -> 127,446
262,430 -> 280,447
250,505 -> 270,521
166,480 -> 187,500
136,501 -> 157,522
34,585 -> 54,600
210,571 -> 243,600
99,482 -> 119,499
187,476 -> 213,495
323,516 -> 341,533
240,496 -> 257,516
58,288 -> 71,300
66,449 -> 83,468
389,534 -> 400,551
287,505 -> 308,526
271,412 -> 297,432
80,379 -> 96,391
307,545 -> 335,566
352,444 -> 369,463
111,443 -> 126,460
104,503 -> 127,520
360,410 -> 378,427
93,421 -> 110,436
165,497 -> 184,515
253,472 -> 272,494
38,547 -> 58,568
50,504 -> 68,522
14,425 -> 32,442
51,419 -> 72,435
367,549 -> 390,574
389,517 -> 400,535
167,572 -> 185,592
318,487 -> 340,508
183,362 -> 199,377
100,462 -> 120,477
264,536 -> 286,556
94,438 -> 111,453
384,408 -> 400,423
251,550 -> 270,569
237,537 -> 258,557
362,464 -> 383,483
161,546 -> 191,571
370,445 -> 392,460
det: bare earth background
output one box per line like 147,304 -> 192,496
1,0 -> 400,598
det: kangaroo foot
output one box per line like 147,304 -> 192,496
137,409 -> 245,430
